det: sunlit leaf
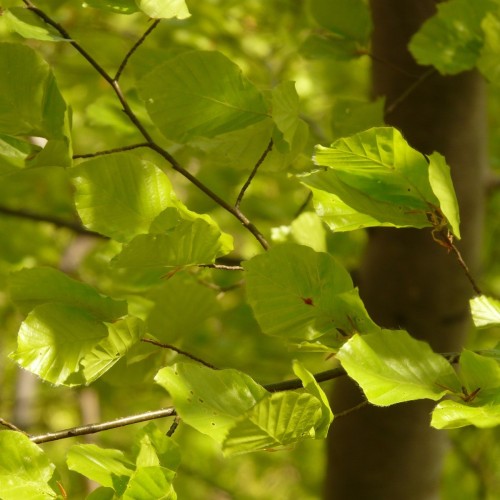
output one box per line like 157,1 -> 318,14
478,11 -> 500,84
272,212 -> 327,252
123,466 -> 176,500
271,81 -> 300,151
112,218 -> 227,270
155,363 -> 268,442
245,244 -> 376,347
470,295 -> 500,328
459,350 -> 500,393
9,266 -> 127,320
223,392 -> 322,455
10,303 -> 108,385
83,0 -> 138,15
292,361 -> 333,437
301,127 -> 460,234
337,330 -> 461,406
71,153 -> 175,242
138,50 -> 268,143
136,0 -> 190,19
431,391 -> 500,429
4,7 -> 67,42
0,431 -> 57,500
409,0 -> 492,74
82,316 -> 145,383
67,444 -> 134,493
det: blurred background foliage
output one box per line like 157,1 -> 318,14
0,0 -> 499,498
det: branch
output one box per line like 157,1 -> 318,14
0,417 -> 27,434
141,338 -> 219,369
334,400 -> 370,419
24,1 -> 270,251
73,143 -> 150,159
114,19 -> 161,81
199,263 -> 244,271
235,139 -> 273,209
0,205 -> 105,238
30,407 -> 177,444
294,191 -> 313,218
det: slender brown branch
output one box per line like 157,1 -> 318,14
360,49 -> 421,78
199,263 -> 244,271
264,367 -> 346,392
0,418 -> 27,434
166,417 -> 180,437
141,338 -> 219,369
0,205 -> 105,238
73,143 -> 150,159
114,19 -> 161,81
235,139 -> 273,209
30,407 -> 177,444
385,68 -> 435,116
294,191 -> 313,218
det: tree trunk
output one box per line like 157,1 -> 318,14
325,1 -> 487,499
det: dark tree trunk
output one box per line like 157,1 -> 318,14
325,1 -> 487,499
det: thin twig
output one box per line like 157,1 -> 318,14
199,263 -> 244,271
141,338 -> 219,369
0,205 -> 105,238
114,19 -> 161,81
294,191 -> 313,218
73,143 -> 150,159
385,68 -> 435,116
30,407 -> 177,444
0,418 -> 28,434
235,139 -> 273,209
361,49 -> 422,79
264,367 -> 346,392
334,400 -> 370,419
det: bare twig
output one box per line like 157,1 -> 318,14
264,367 -> 346,392
0,418 -> 28,434
73,143 -> 150,159
199,263 -> 244,271
114,19 -> 161,81
235,139 -> 273,209
141,338 -> 219,369
385,68 -> 435,116
0,205 -> 105,238
294,191 -> 313,218
166,417 -> 180,437
30,407 -> 177,444
334,400 -> 370,419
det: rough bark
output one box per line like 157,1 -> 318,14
325,1 -> 487,499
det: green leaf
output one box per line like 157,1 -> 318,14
409,0 -> 493,74
292,361 -> 333,437
81,316 -> 145,383
112,218 -> 227,270
9,266 -> 127,320
309,0 -> 372,45
431,391 -> 500,429
301,127 -> 450,232
0,431 -> 57,500
122,467 -> 176,500
155,363 -> 268,442
0,43 -> 68,139
271,81 -> 300,151
459,350 -> 500,393
300,33 -> 361,61
71,153 -> 175,242
138,50 -> 268,143
308,185 -> 390,232
272,212 -> 327,253
336,330 -> 461,406
330,97 -> 385,139
4,7 -> 68,42
67,444 -> 134,492
244,243 -> 360,342
10,303 -> 108,385
147,275 -> 219,344
83,0 -> 138,14
222,392 -> 322,455
427,152 -> 461,238
136,0 -> 190,19
470,295 -> 500,328
478,10 -> 500,84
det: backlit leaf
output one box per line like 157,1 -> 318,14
470,295 -> 500,328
